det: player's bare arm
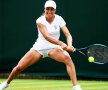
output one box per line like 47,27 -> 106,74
61,25 -> 75,52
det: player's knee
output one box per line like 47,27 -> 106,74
64,55 -> 72,65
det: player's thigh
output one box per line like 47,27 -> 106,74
48,47 -> 72,64
17,48 -> 42,69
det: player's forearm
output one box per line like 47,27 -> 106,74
67,35 -> 73,46
45,35 -> 64,45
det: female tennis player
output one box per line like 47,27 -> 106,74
0,0 -> 82,90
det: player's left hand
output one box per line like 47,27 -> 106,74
67,45 -> 75,52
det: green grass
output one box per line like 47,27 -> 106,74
0,79 -> 108,90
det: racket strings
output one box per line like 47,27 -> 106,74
87,46 -> 108,63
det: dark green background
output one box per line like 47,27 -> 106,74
0,0 -> 108,78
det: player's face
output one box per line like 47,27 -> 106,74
45,7 -> 56,19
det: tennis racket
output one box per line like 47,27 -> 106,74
75,44 -> 108,64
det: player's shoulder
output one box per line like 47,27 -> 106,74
55,14 -> 63,19
37,15 -> 45,20
36,15 -> 45,23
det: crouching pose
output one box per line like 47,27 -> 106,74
0,0 -> 82,90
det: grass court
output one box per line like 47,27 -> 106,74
0,79 -> 108,90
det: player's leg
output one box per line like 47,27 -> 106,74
7,48 -> 42,84
48,47 -> 82,90
48,47 -> 77,85
0,48 -> 42,90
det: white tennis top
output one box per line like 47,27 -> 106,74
33,14 -> 66,50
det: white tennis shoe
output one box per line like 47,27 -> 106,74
0,82 -> 8,90
73,85 -> 82,90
